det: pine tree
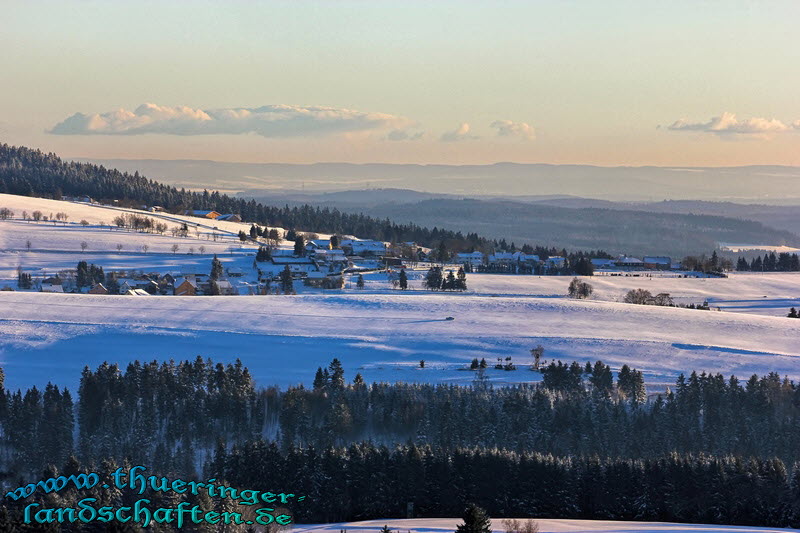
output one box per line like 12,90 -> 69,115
210,254 -> 224,280
399,269 -> 408,290
294,235 -> 306,256
329,358 -> 345,390
456,503 -> 492,533
280,265 -> 294,294
313,367 -> 327,390
357,274 -> 365,289
456,266 -> 467,291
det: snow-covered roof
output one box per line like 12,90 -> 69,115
643,256 -> 671,264
125,289 -> 150,296
40,283 -> 63,293
307,239 -> 331,249
457,252 -> 484,259
616,256 -> 643,264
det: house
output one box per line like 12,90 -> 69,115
307,239 -> 332,250
616,256 -> 644,269
174,277 -> 197,296
456,251 -> 485,266
643,256 -> 671,270
120,280 -> 158,294
148,206 -> 166,213
183,210 -> 220,219
226,267 -> 246,278
591,258 -> 617,269
40,283 -> 63,293
514,252 -> 540,264
311,248 -> 349,264
88,283 -> 109,295
546,256 -> 566,268
212,279 -> 237,295
124,289 -> 151,296
304,271 -> 344,289
216,214 -> 242,222
340,239 -> 387,257
488,252 -> 517,265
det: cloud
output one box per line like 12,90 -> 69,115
667,112 -> 789,138
490,120 -> 535,140
440,123 -> 478,142
50,103 -> 410,137
386,129 -> 425,141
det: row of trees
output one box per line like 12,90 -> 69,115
424,266 -> 467,291
3,359 -> 800,528
4,358 -> 800,476
737,251 -> 800,272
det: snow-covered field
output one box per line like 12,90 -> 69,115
295,518 -> 797,533
0,193 -> 799,393
0,289 -> 798,392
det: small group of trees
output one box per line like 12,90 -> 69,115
424,266 -> 467,291
682,251 -> 732,273
788,307 -> 800,318
567,277 -> 593,299
737,251 -> 800,272
623,288 -> 673,306
16,268 -> 32,289
469,358 -> 488,370
0,207 -> 14,219
112,213 -> 167,234
76,260 -> 104,288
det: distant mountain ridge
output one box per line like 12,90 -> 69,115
76,158 -> 800,203
241,189 -> 800,257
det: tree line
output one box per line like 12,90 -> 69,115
2,359 -> 800,528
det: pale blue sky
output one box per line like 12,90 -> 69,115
2,1 -> 799,165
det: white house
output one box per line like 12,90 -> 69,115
456,251 -> 485,266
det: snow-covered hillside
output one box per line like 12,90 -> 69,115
1,193 -> 799,393
295,518 -> 796,533
1,290 -> 798,392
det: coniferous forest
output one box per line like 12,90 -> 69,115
2,358 -> 800,529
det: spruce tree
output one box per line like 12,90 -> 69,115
210,254 -> 224,280
399,269 -> 408,290
456,503 -> 492,533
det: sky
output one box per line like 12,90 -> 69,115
2,0 -> 800,166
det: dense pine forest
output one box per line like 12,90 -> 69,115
2,359 -> 800,528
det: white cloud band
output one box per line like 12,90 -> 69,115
50,103 -> 410,137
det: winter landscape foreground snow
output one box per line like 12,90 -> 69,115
294,518 -> 797,533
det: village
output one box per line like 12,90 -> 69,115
3,196 -> 718,297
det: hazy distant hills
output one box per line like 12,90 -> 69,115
76,158 -> 800,255
77,159 -> 800,203
240,190 -> 800,257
